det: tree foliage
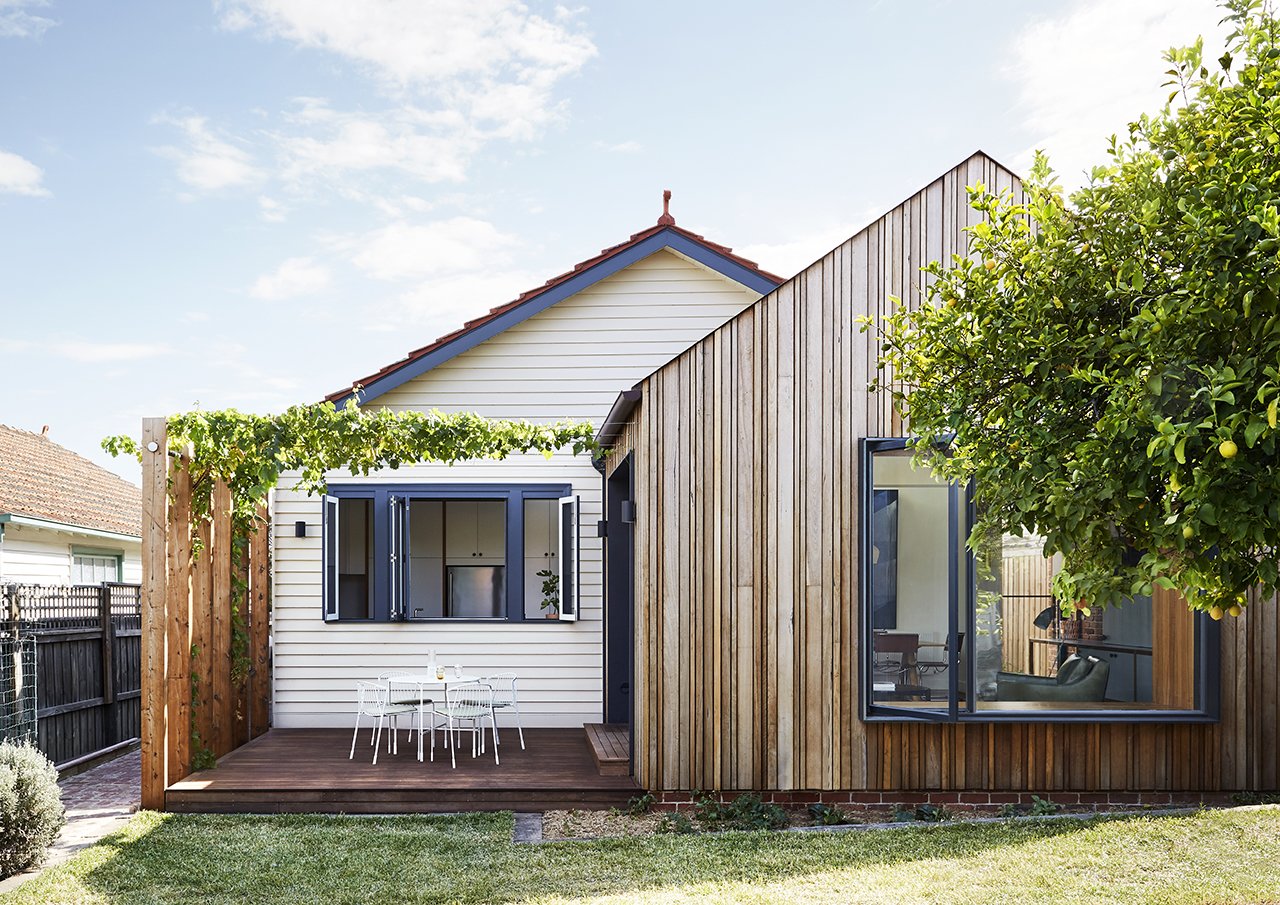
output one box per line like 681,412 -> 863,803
874,0 -> 1280,616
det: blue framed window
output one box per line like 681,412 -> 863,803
860,438 -> 1219,723
321,483 -> 579,623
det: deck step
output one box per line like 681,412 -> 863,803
584,723 -> 630,777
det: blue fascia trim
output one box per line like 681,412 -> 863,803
332,228 -> 782,407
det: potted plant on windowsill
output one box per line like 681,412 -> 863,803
537,569 -> 560,619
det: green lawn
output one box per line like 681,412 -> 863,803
4,807 -> 1280,905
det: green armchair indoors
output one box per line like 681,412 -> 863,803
995,655 -> 1111,703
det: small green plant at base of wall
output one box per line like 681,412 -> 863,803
0,741 -> 66,879
622,792 -> 655,816
807,803 -> 855,826
693,792 -> 789,831
1030,795 -> 1060,816
655,812 -> 695,834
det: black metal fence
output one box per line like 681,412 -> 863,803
1,582 -> 142,768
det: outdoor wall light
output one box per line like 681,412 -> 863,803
295,520 -> 307,538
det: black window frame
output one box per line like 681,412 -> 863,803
859,437 -> 1220,724
321,482 -> 573,624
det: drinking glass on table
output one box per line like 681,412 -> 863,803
435,664 -> 445,680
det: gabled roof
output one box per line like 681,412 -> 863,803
0,424 -> 142,538
596,150 -> 1024,447
325,216 -> 785,406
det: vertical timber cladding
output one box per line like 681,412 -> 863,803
138,419 -> 276,807
605,151 -> 1280,794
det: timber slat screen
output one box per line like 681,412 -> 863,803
0,582 -> 141,768
605,150 -> 1280,795
141,418 -> 272,810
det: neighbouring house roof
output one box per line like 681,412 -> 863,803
325,214 -> 785,407
0,424 -> 143,538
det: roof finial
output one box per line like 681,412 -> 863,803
657,189 -> 675,227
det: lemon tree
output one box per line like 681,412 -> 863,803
874,0 -> 1280,615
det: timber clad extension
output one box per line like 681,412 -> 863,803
602,151 -> 1280,795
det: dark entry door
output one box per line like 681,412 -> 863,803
604,456 -> 634,726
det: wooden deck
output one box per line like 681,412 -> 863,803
166,728 -> 639,813
584,724 -> 630,776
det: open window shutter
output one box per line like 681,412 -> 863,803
389,495 -> 407,621
558,495 -> 580,622
322,495 -> 339,622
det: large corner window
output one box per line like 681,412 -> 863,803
322,484 -> 579,623
862,438 -> 1218,722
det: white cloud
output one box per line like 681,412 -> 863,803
1006,0 -> 1228,188
0,0 -> 55,39
214,1 -> 596,191
0,149 -> 49,196
51,341 -> 173,363
249,256 -> 332,300
593,139 -> 642,154
217,1 -> 595,102
368,267 -> 542,333
344,216 -> 519,282
737,208 -> 885,280
275,99 -> 475,187
257,195 -> 287,222
155,115 -> 263,194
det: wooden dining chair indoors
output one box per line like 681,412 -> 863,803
872,632 -> 921,686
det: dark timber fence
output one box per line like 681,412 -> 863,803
1,582 -> 142,768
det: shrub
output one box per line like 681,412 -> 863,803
694,792 -> 789,831
1029,795 -> 1059,816
913,803 -> 954,822
656,812 -> 695,835
0,741 -> 65,878
807,802 -> 854,826
623,792 -> 656,816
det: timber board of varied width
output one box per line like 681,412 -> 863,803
602,150 -> 1280,794
165,728 -> 639,813
584,723 -> 631,776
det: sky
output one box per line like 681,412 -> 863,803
0,0 -> 1230,484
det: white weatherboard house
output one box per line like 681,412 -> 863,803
0,423 -> 143,586
271,204 -> 782,729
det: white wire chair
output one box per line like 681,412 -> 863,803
430,681 -> 499,768
349,680 -> 417,765
379,670 -> 429,747
480,673 -> 525,750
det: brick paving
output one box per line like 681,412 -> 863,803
0,748 -> 141,895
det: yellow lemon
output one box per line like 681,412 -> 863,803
1219,439 -> 1238,459
1182,524 -> 1194,539
984,259 -> 997,271
1228,604 -> 1243,618
1209,605 -> 1224,621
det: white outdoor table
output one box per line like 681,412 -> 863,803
394,673 -> 482,761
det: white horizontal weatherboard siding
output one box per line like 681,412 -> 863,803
0,522 -> 141,585
273,248 -> 763,728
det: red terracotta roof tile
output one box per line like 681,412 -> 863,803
0,424 -> 142,537
324,222 -> 783,404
